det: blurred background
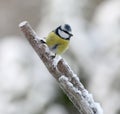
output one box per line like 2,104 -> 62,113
0,0 -> 120,114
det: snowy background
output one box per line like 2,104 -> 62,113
0,0 -> 120,114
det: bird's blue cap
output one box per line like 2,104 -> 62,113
61,24 -> 72,32
60,24 -> 73,37
64,24 -> 72,32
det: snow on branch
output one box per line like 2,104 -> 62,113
19,21 -> 103,114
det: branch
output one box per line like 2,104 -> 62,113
19,21 -> 103,114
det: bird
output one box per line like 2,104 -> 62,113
45,24 -> 73,56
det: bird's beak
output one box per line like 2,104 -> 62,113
70,33 -> 73,37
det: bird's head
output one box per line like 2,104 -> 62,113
55,24 -> 73,40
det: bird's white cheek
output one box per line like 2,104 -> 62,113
58,29 -> 69,39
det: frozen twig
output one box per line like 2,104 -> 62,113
19,21 -> 103,114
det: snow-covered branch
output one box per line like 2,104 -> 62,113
19,21 -> 103,114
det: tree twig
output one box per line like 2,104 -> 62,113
19,21 -> 103,114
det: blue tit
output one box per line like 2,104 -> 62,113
46,24 -> 73,55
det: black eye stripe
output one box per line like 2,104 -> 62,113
54,26 -> 73,40
63,30 -> 73,36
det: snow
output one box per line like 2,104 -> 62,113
53,55 -> 62,67
95,103 -> 104,114
72,73 -> 80,82
59,75 -> 81,93
19,21 -> 28,27
82,90 -> 103,114
59,75 -> 73,87
59,75 -> 103,114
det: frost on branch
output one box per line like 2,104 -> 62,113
58,61 -> 103,114
19,21 -> 103,114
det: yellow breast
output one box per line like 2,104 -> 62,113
46,32 -> 69,54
